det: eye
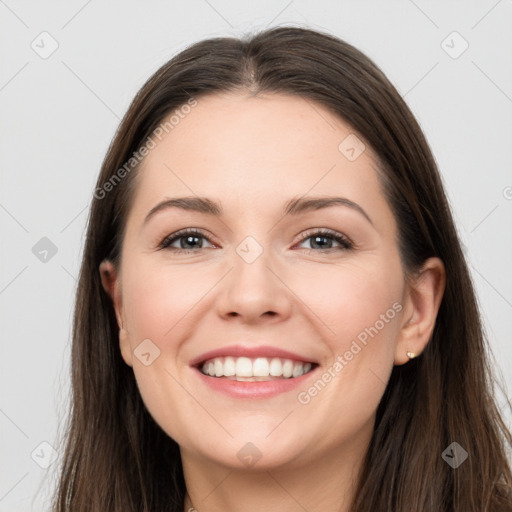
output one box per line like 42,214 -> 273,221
159,228 -> 215,253
295,229 -> 353,252
158,228 -> 353,254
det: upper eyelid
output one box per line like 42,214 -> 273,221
296,229 -> 353,248
159,228 -> 218,249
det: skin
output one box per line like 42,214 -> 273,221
100,91 -> 445,512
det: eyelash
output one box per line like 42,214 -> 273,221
158,228 -> 354,254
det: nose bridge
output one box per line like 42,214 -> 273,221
231,233 -> 275,296
216,231 -> 291,321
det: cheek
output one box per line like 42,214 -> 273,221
290,258 -> 404,356
288,261 -> 403,441
122,261 -> 205,342
119,261 -> 204,442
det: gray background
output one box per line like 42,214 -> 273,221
1,1 -> 511,510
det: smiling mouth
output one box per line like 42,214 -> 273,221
196,356 -> 318,381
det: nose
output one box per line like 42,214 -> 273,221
215,243 -> 293,325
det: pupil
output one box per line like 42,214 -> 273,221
182,235 -> 201,249
312,235 -> 331,249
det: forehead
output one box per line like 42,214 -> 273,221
128,91 -> 388,224
143,91 -> 377,170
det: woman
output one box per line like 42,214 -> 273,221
52,26 -> 512,511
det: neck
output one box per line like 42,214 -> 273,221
181,424 -> 372,512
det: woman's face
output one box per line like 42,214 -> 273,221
104,92 -> 415,470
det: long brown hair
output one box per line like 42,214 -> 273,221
51,26 -> 512,511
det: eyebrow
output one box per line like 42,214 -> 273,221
143,195 -> 373,225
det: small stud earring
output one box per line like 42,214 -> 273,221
406,351 -> 416,360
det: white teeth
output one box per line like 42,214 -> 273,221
253,357 -> 270,377
292,363 -> 303,378
282,359 -> 294,378
199,356 -> 315,379
235,357 -> 253,377
223,356 -> 236,377
269,358 -> 282,376
214,358 -> 223,377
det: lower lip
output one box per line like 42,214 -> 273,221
192,366 -> 319,399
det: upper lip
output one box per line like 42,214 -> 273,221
189,344 -> 318,367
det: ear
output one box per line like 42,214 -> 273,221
99,259 -> 133,367
99,259 -> 123,328
394,257 -> 446,365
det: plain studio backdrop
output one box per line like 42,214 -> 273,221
1,1 -> 511,510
